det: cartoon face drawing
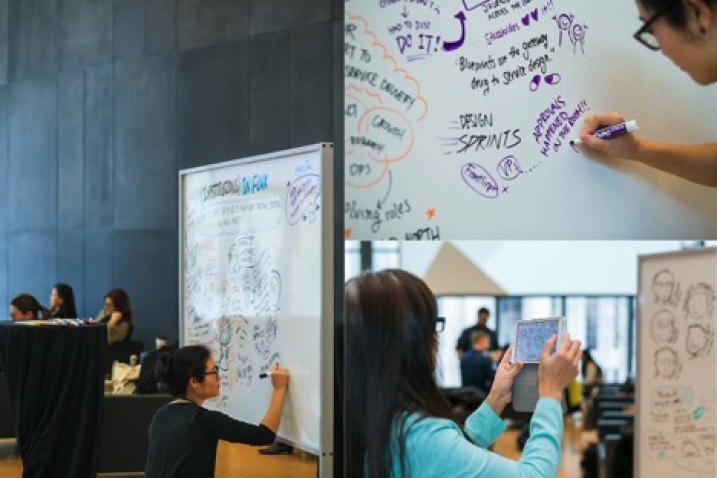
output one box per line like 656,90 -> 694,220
556,13 -> 573,30
654,347 -> 682,379
572,24 -> 585,41
650,309 -> 679,343
653,270 -> 676,303
686,324 -> 714,358
684,283 -> 715,320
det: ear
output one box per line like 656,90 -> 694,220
684,0 -> 714,33
188,376 -> 202,389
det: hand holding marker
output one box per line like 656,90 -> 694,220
570,120 -> 639,149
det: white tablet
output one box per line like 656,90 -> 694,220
512,317 -> 566,363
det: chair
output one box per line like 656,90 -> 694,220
96,394 -> 174,473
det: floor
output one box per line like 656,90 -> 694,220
0,417 -> 584,477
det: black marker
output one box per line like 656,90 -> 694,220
259,372 -> 274,379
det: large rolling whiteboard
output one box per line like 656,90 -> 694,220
344,0 -> 717,239
637,248 -> 716,478
179,144 -> 334,469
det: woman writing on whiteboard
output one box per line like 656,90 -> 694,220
145,345 -> 289,477
580,0 -> 717,187
346,269 -> 582,478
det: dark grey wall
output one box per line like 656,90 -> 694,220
0,0 -> 344,350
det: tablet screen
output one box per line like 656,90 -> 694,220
514,319 -> 560,363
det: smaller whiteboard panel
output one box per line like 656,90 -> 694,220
179,144 -> 333,456
637,248 -> 717,478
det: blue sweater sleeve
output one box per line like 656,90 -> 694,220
401,398 -> 563,478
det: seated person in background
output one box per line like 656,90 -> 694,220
145,345 -> 289,477
97,288 -> 132,344
460,330 -> 496,397
10,294 -> 50,321
49,283 -> 78,319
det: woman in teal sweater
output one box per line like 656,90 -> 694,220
346,269 -> 582,478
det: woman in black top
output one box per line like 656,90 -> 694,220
48,283 -> 78,318
145,345 -> 289,478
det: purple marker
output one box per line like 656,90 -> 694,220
570,120 -> 639,146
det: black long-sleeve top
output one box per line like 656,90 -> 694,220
145,400 -> 276,478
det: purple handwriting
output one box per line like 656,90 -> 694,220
461,163 -> 500,199
497,155 -> 522,180
533,97 -> 590,157
285,174 -> 321,225
485,21 -> 521,46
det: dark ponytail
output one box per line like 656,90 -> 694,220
155,345 -> 211,396
11,294 -> 50,320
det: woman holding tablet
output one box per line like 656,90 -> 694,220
580,0 -> 717,186
346,269 -> 582,478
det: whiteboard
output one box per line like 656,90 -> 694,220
179,144 -> 334,458
344,0 -> 717,239
637,248 -> 717,478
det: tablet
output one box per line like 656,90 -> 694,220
512,317 -> 565,363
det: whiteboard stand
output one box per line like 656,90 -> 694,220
636,247 -> 717,478
178,143 -> 335,477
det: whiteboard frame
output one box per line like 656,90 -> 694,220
178,143 -> 335,475
635,247 -> 717,478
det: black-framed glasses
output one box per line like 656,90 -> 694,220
205,367 -> 220,377
634,0 -> 679,50
435,317 -> 446,333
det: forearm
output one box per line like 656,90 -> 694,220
260,389 -> 287,433
633,139 -> 717,187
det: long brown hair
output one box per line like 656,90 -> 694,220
105,288 -> 133,324
346,269 -> 456,478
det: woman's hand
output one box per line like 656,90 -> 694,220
578,112 -> 641,159
538,334 -> 581,402
485,346 -> 524,415
269,363 -> 290,392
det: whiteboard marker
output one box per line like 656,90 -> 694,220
259,372 -> 274,379
570,120 -> 639,146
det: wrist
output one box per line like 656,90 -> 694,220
485,393 -> 506,416
538,388 -> 563,402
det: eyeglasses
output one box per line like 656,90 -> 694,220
205,367 -> 220,377
633,0 -> 679,50
435,317 -> 446,333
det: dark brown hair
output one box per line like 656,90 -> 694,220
639,0 -> 716,29
11,294 -> 49,320
346,269 -> 458,478
105,288 -> 132,324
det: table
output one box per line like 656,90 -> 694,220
0,322 -> 106,478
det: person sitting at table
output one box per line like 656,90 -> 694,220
145,345 -> 289,477
97,288 -> 132,344
10,294 -> 50,321
49,283 -> 78,319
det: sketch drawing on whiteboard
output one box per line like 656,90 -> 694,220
652,269 -> 682,307
684,283 -> 716,321
552,13 -> 574,46
702,434 -> 715,457
650,309 -> 680,344
682,438 -> 703,458
686,324 -> 714,358
570,23 -> 588,54
654,346 -> 682,380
